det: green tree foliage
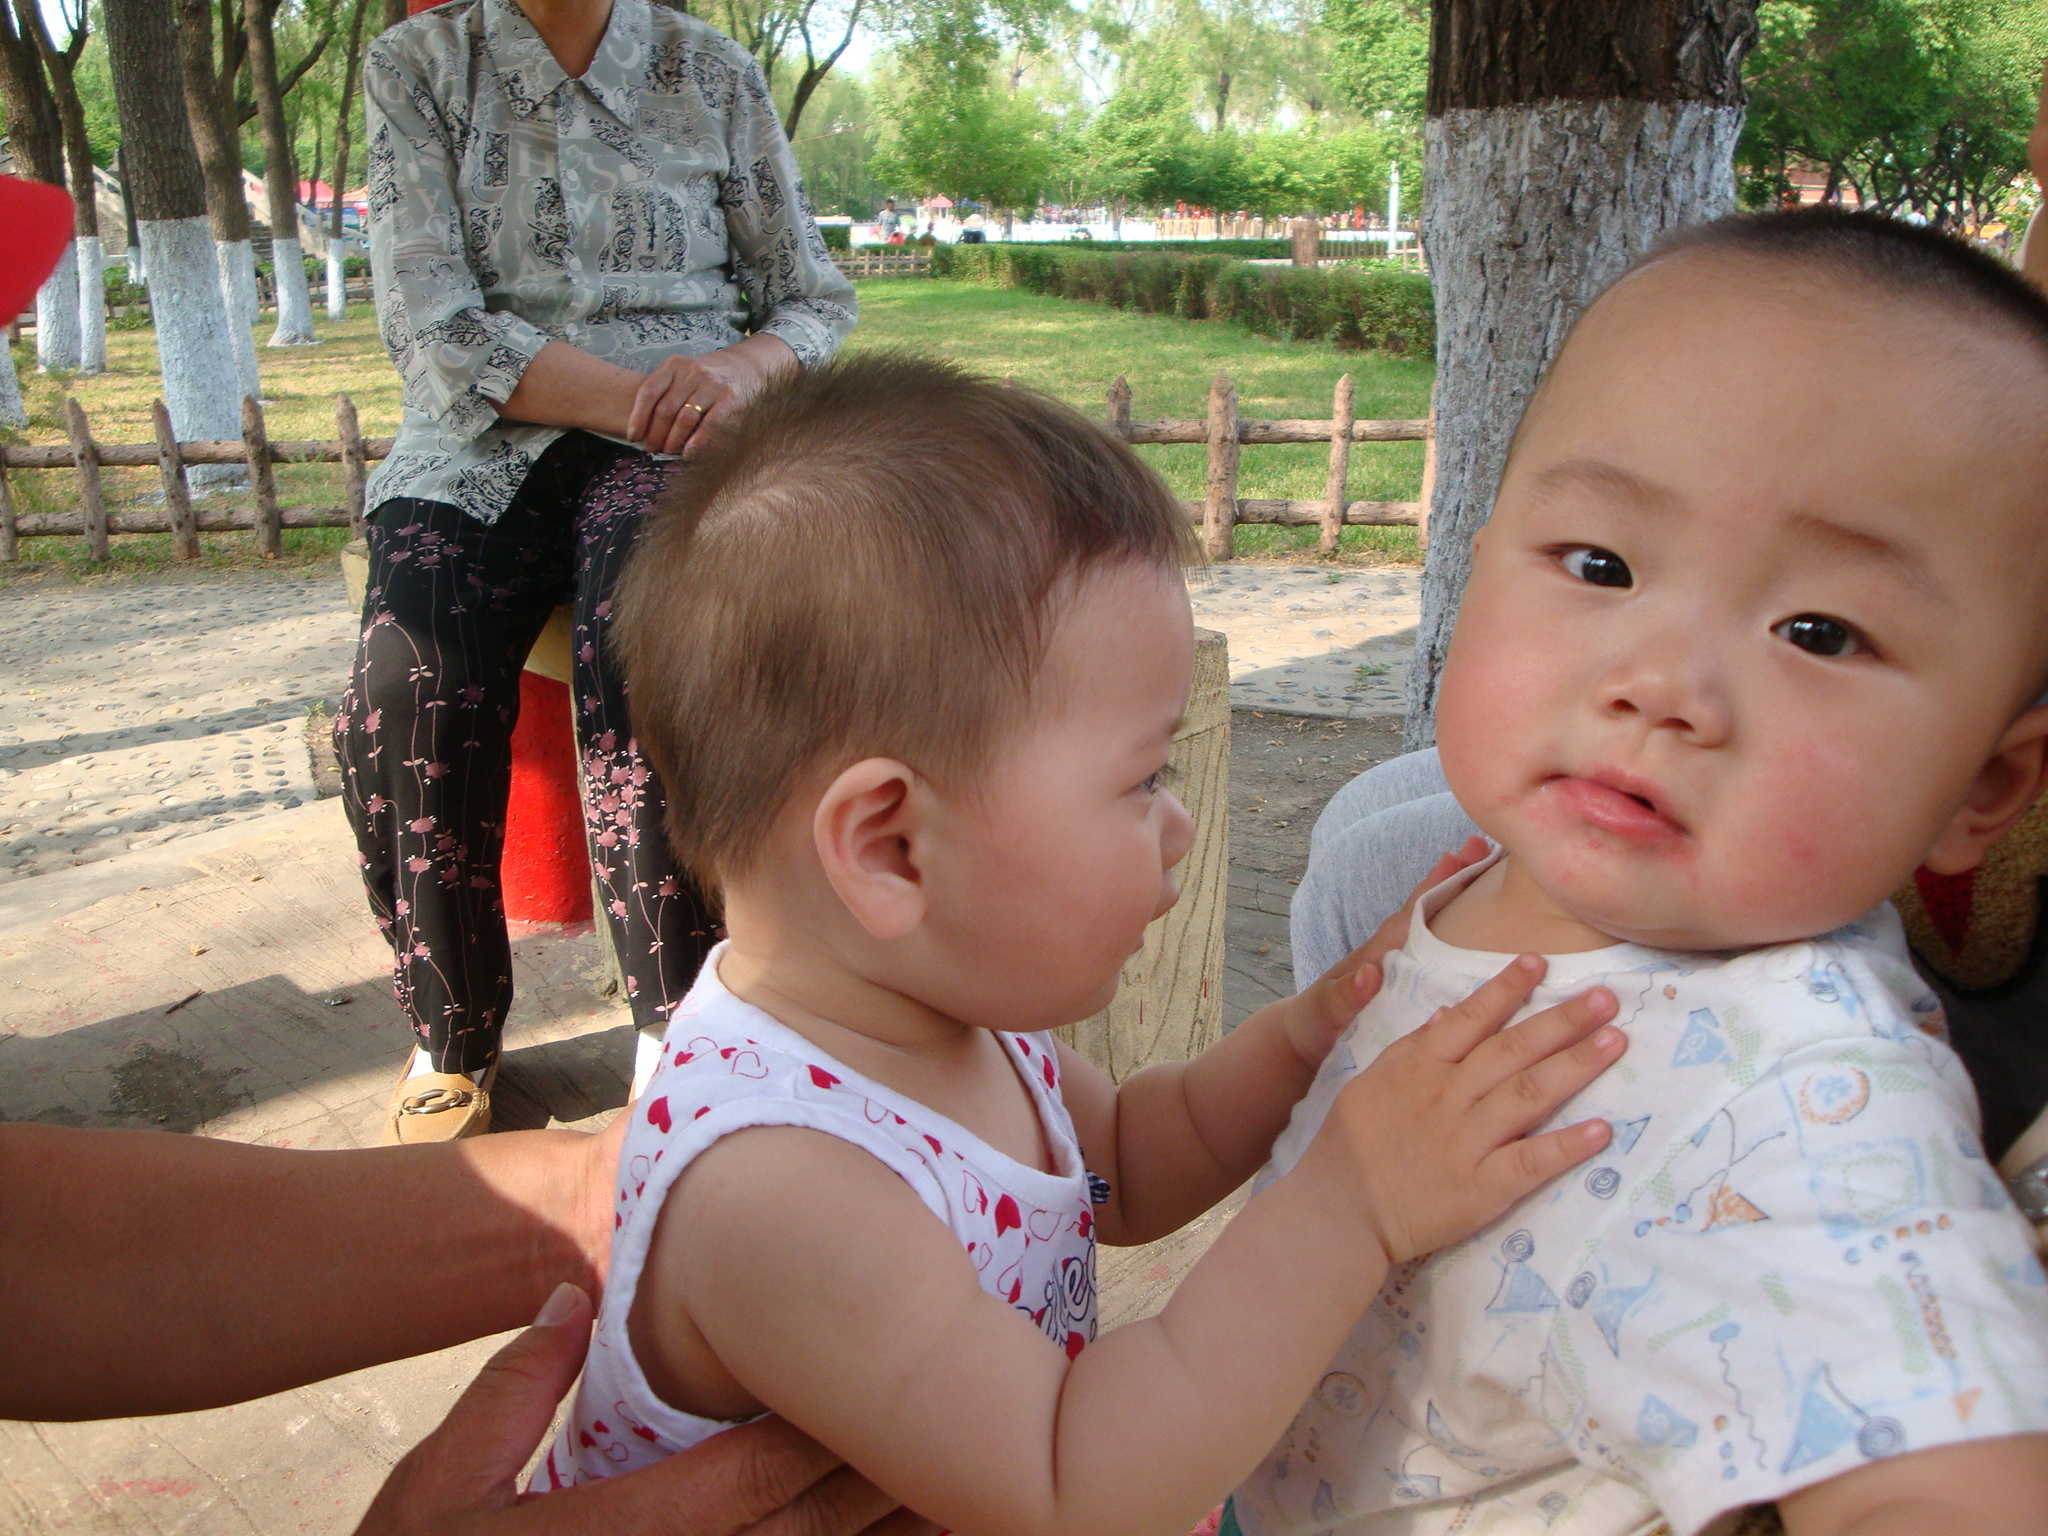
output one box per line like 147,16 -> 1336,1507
1739,0 -> 2048,228
873,60 -> 1056,222
1319,0 -> 1426,120
1069,59 -> 1193,226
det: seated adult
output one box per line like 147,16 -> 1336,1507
335,0 -> 855,1144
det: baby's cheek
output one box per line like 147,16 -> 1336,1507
1729,742 -> 1893,932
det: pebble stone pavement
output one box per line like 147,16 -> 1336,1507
0,562 -> 1420,886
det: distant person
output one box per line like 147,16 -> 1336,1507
338,0 -> 854,1144
1234,211 -> 2048,1536
877,196 -> 900,239
529,354 -> 1625,1527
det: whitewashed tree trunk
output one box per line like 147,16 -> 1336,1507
0,340 -> 26,428
76,234 -> 106,375
35,242 -> 81,372
326,241 -> 348,319
268,233 -> 317,345
214,237 -> 262,405
1403,98 -> 1743,749
153,217 -> 246,490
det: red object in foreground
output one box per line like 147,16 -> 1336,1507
0,175 -> 76,322
502,671 -> 593,925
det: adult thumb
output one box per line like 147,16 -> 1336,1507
365,1282 -> 594,1526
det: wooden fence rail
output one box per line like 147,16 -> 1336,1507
0,374 -> 1430,563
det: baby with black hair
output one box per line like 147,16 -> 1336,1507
1233,211 -> 2048,1536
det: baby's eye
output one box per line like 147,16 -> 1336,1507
1138,764 -> 1175,794
1773,613 -> 1866,658
1559,546 -> 1632,587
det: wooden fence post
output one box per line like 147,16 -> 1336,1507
242,395 -> 282,558
1105,375 -> 1132,439
337,394 -> 368,538
1320,373 -> 1355,556
0,458 -> 15,564
1416,391 -> 1438,553
151,399 -> 198,561
65,398 -> 107,562
1202,372 -> 1238,563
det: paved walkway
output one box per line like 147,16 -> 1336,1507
0,563 -> 1420,889
0,560 -> 1416,1532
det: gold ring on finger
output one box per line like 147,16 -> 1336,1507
680,401 -> 706,415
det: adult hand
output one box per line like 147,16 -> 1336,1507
356,1283 -> 933,1535
628,336 -> 797,460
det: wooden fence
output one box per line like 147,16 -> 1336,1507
832,251 -> 933,278
0,374 -> 1429,564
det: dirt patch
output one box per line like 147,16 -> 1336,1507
1224,707 -> 1405,1024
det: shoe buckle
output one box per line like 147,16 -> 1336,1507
401,1085 -> 477,1115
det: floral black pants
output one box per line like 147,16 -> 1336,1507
333,433 -> 716,1074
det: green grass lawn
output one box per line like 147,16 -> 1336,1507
3,280 -> 1432,578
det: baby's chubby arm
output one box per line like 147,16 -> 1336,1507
648,957 -> 1622,1536
1778,1434 -> 2048,1535
1064,838 -> 1616,1245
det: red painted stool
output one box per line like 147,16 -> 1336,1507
502,613 -> 593,924
339,541 -> 593,926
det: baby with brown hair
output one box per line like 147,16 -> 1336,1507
530,352 -> 1626,1533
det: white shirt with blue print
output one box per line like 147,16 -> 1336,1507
1233,853 -> 2048,1536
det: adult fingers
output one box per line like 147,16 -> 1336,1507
677,394 -> 734,461
640,370 -> 704,457
663,390 -> 720,457
857,1509 -> 944,1536
741,1463 -> 901,1536
354,1283 -> 593,1532
1410,954 -> 1547,1062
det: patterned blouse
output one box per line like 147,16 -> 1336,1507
361,0 -> 857,522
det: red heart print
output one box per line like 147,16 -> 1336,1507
633,1424 -> 658,1442
1042,1058 -> 1056,1089
593,1421 -> 609,1434
865,1098 -> 890,1124
693,1105 -> 711,1119
999,1257 -> 1023,1304
602,1442 -> 630,1463
1064,1331 -> 1087,1360
925,1134 -> 944,1157
1027,1208 -> 1060,1242
645,1097 -> 672,1133
579,1430 -> 596,1448
995,1194 -> 1021,1236
728,1050 -> 767,1079
809,1065 -> 841,1090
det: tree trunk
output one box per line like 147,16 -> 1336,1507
18,0 -> 104,371
246,0 -> 317,345
0,342 -> 24,428
0,5 -> 75,369
381,0 -> 405,29
175,0 -> 262,400
329,0 -> 370,320
103,0 -> 244,488
1403,0 -> 1757,749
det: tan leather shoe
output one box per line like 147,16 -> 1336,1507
385,1050 -> 497,1144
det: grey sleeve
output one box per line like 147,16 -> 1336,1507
1289,748 -> 1480,987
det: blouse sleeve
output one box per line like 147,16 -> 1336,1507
714,50 -> 856,369
362,41 -> 551,441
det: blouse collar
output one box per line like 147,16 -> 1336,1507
483,0 -> 648,130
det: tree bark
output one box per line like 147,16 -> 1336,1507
175,0 -> 261,401
102,0 -> 245,487
245,0 -> 318,344
329,0 -> 370,319
18,0 -> 103,372
1403,0 -> 1757,749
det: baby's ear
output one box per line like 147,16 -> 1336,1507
1923,703 -> 2048,875
812,758 -> 929,940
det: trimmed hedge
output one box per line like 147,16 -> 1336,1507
819,223 -> 852,251
929,242 -> 1434,356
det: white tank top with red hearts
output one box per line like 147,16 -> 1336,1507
534,943 -> 1099,1491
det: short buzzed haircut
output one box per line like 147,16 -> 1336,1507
1648,207 -> 2048,365
616,352 -> 1197,891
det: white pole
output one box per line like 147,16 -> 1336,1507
1388,164 -> 1402,246
326,240 -> 347,320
